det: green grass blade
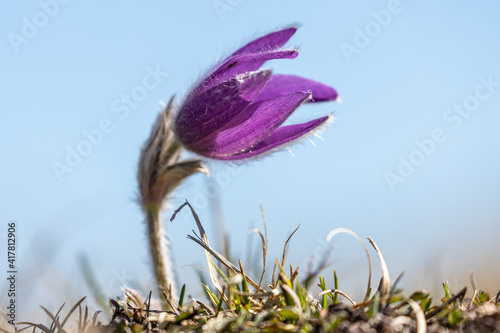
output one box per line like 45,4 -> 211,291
178,284 -> 186,308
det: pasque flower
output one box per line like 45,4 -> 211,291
174,26 -> 338,160
138,26 -> 338,308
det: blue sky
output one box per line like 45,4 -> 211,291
2,0 -> 500,321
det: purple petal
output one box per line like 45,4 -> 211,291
231,26 -> 298,57
215,115 -> 331,160
255,74 -> 338,103
194,92 -> 312,156
175,70 -> 272,145
195,50 -> 299,96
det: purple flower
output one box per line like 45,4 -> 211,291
174,26 -> 338,160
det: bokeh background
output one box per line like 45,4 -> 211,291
2,0 -> 500,322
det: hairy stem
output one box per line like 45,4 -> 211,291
138,97 -> 206,308
145,203 -> 175,308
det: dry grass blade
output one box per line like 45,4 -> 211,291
470,272 -> 478,291
83,306 -> 88,324
186,234 -> 263,292
49,302 -> 65,332
249,228 -> 267,289
281,225 -> 300,267
238,260 -> 247,291
314,289 -> 356,306
162,291 -> 180,315
77,305 -> 89,333
367,237 -> 390,298
305,290 -> 322,311
382,271 -> 404,311
171,201 -> 225,301
425,287 -> 467,319
259,203 -> 269,290
78,305 -> 82,332
60,297 -> 87,331
271,262 -> 278,289
230,288 -> 275,297
17,322 -> 51,333
146,290 -> 152,317
326,228 -> 372,301
389,272 -> 404,296
289,266 -> 299,285
467,290 -> 478,310
194,300 -> 214,316
187,235 -> 239,272
40,306 -> 65,333
176,202 -> 266,294
91,311 -> 102,326
405,298 -> 427,333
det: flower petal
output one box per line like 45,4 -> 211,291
214,115 -> 331,160
254,74 -> 338,103
193,92 -> 311,156
175,70 -> 272,145
231,26 -> 298,56
195,50 -> 299,96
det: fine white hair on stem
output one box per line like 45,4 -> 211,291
138,96 -> 207,308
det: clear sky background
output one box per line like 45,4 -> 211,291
2,0 -> 500,322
